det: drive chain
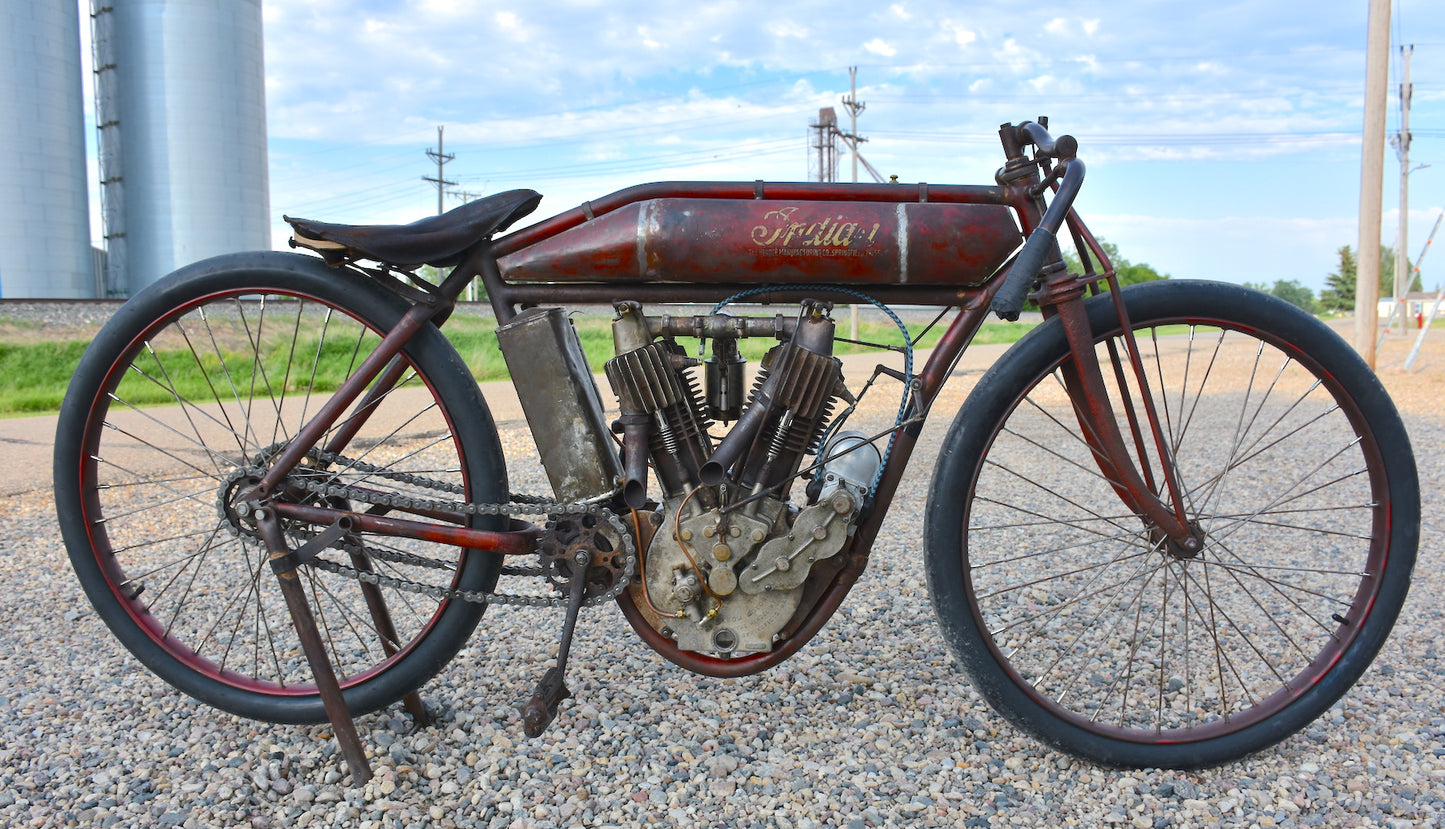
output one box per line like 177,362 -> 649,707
245,449 -> 635,610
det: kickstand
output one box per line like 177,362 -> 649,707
343,530 -> 432,729
522,550 -> 590,738
254,508 -> 374,785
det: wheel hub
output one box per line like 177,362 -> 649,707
218,468 -> 265,539
1151,521 -> 1205,560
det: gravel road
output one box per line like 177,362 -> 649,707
2,313 -> 1442,829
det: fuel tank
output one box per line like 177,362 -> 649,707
497,198 -> 1022,286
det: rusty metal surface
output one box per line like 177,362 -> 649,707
498,197 -> 1021,286
255,509 -> 374,784
270,502 -> 541,555
496,307 -> 623,503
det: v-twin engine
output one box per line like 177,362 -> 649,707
603,300 -> 881,658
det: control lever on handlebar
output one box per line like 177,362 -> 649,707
990,227 -> 1060,322
990,124 -> 1085,321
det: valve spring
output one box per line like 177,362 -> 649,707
654,412 -> 682,457
765,411 -> 796,461
773,397 -> 837,459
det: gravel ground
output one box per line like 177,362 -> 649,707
2,310 -> 1442,829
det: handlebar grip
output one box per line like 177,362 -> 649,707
990,227 -> 1056,321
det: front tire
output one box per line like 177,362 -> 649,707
55,252 -> 509,724
925,280 -> 1418,768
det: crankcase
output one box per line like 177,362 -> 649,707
739,490 -> 856,594
645,496 -> 799,656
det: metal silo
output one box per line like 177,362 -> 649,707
97,0 -> 270,295
0,3 -> 94,298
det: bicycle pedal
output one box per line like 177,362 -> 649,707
520,666 -> 571,738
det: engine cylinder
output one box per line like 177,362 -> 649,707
699,301 -> 843,492
605,305 -> 712,504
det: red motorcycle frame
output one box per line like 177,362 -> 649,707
55,120 -> 1418,781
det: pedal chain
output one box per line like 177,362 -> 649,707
267,449 -> 635,610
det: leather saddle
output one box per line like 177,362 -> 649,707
286,188 -> 542,267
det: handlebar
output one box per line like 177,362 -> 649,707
989,122 -> 1085,321
1016,121 -> 1078,161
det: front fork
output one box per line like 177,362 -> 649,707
1044,270 -> 1201,553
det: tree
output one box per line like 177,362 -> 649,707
1062,239 -> 1169,287
1247,279 -> 1318,314
1318,244 -> 1419,313
1319,245 -> 1356,313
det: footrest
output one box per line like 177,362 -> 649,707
521,666 -> 571,738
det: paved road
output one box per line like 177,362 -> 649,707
14,314 -> 1409,500
13,342 -> 1023,499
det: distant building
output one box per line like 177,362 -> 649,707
0,4 -> 94,298
0,0 -> 270,299
95,0 -> 271,296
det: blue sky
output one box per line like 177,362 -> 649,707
95,0 -> 1445,294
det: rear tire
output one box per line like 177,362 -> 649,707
55,252 -> 509,724
925,280 -> 1418,768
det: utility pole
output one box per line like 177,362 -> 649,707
841,67 -> 866,338
423,126 -> 456,216
1355,0 -> 1391,368
841,67 -> 866,185
1392,45 -> 1414,333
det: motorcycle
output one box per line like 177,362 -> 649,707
54,120 -> 1419,781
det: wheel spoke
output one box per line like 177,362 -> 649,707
944,288 -> 1409,761
64,280 -> 496,719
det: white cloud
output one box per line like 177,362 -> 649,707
864,38 -> 897,57
1044,16 -> 1101,38
768,21 -> 808,39
989,37 -> 1049,76
233,0 -> 1442,283
1022,75 -> 1047,94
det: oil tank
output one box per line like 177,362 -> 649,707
0,4 -> 94,298
104,0 -> 270,294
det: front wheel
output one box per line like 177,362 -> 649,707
925,280 -> 1418,768
54,252 -> 509,724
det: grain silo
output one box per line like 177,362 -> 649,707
0,3 -> 95,299
95,0 -> 270,296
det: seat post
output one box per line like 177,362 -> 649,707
434,241 -> 495,307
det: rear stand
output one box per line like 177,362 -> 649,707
252,509 -> 589,785
255,508 -> 397,784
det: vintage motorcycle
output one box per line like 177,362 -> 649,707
54,121 -> 1419,780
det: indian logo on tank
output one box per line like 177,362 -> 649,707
749,206 -> 882,258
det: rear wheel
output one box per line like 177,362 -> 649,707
55,252 -> 508,724
925,280 -> 1418,768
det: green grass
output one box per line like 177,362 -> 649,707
0,311 -> 1040,418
